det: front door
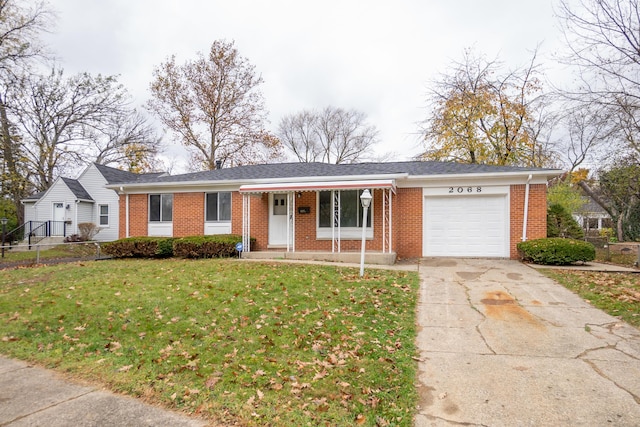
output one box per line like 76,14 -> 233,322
52,202 -> 65,236
269,193 -> 289,246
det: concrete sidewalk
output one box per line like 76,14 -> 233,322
0,357 -> 207,427
415,258 -> 640,426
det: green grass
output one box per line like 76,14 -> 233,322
541,269 -> 640,328
595,248 -> 637,267
0,243 -> 98,264
0,258 -> 419,426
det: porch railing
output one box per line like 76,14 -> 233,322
4,221 -> 68,249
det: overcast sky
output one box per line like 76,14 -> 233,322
43,0 -> 567,171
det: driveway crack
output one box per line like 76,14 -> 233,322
580,358 -> 640,404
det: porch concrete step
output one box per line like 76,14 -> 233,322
242,251 -> 396,265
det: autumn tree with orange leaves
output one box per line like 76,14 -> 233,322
421,49 -> 554,167
147,40 -> 281,171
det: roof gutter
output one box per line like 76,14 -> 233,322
106,173 -> 410,191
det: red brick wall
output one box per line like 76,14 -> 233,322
393,188 -> 423,259
173,193 -> 204,237
121,194 -> 148,238
510,184 -> 547,258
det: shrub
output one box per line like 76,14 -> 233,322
78,222 -> 101,240
547,204 -> 584,239
173,234 -> 251,259
517,237 -> 596,265
102,237 -> 174,258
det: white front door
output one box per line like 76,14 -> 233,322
269,193 -> 289,246
52,202 -> 65,236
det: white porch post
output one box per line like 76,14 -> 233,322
332,190 -> 341,253
242,193 -> 251,253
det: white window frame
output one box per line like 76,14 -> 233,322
149,194 -> 173,223
316,190 -> 373,239
98,204 -> 109,227
205,192 -> 232,222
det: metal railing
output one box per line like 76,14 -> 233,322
0,240 -> 108,266
4,221 -> 68,249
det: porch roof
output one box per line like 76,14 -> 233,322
238,179 -> 396,194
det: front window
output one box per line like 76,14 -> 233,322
99,204 -> 109,226
318,190 -> 372,228
206,192 -> 231,221
149,194 -> 173,222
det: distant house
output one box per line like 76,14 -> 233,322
22,163 -> 165,242
574,196 -> 612,235
107,161 -> 562,261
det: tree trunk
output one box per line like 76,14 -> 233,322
0,98 -> 25,225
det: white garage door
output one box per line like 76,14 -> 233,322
423,194 -> 508,257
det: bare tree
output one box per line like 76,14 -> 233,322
0,0 -> 52,224
15,68 -> 157,190
278,106 -> 379,164
557,0 -> 640,160
147,39 -> 278,170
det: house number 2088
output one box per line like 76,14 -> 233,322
449,186 -> 482,193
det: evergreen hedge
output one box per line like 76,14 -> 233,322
173,235 -> 251,258
102,237 -> 175,258
517,237 -> 595,265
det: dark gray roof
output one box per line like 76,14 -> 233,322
94,163 -> 166,184
23,191 -> 46,201
125,161 -> 560,185
61,178 -> 93,201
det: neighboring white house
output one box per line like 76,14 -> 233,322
22,163 -> 164,242
573,196 -> 612,236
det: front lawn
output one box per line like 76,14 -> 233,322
0,243 -> 98,265
0,258 -> 419,426
541,269 -> 640,328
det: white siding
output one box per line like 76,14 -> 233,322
77,164 -> 121,241
23,202 -> 36,224
32,178 -> 77,236
205,223 -> 232,235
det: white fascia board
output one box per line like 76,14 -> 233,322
107,173 -> 409,193
399,170 -> 563,188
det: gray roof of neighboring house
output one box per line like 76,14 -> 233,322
22,191 -> 46,201
123,161 -> 560,184
93,163 -> 166,184
61,178 -> 93,201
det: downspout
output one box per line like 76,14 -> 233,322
522,174 -> 532,242
74,200 -> 79,236
122,187 -> 129,238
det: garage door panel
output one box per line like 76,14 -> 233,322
423,194 -> 508,257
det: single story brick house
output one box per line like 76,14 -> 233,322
107,161 -> 562,263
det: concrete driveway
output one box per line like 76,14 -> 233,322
415,258 -> 640,426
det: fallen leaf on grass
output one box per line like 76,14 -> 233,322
118,364 -> 133,372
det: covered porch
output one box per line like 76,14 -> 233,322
239,179 -> 397,265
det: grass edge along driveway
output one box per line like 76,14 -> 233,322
0,258 -> 419,426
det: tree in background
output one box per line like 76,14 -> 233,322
547,204 -> 584,239
0,0 -> 52,224
15,68 -> 161,191
278,106 -> 378,164
147,40 -> 279,171
578,157 -> 640,241
421,48 -> 553,167
547,179 -> 587,215
557,0 -> 640,161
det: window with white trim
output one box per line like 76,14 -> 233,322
318,190 -> 372,228
149,194 -> 173,222
98,204 -> 109,226
205,192 -> 231,221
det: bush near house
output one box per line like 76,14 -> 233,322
518,237 -> 596,265
102,237 -> 175,258
547,203 -> 584,239
172,234 -> 252,258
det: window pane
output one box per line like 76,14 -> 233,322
219,192 -> 231,221
99,216 -> 109,225
206,193 -> 218,221
340,190 -> 358,227
319,191 -> 331,227
100,205 -> 109,215
149,195 -> 160,222
161,194 -> 173,222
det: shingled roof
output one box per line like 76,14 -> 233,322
61,178 -> 93,201
122,161 -> 560,185
93,163 -> 166,184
